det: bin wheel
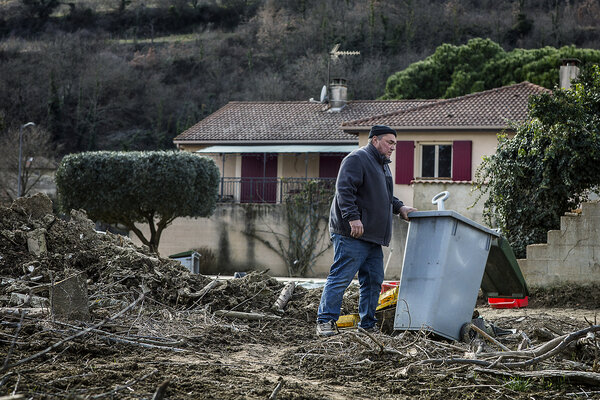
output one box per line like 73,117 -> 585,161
459,322 -> 476,343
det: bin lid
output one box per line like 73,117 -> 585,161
407,210 -> 501,237
481,236 -> 529,299
168,250 -> 199,259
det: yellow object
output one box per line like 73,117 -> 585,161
376,286 -> 399,311
336,286 -> 399,327
336,313 -> 359,328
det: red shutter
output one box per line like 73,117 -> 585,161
395,141 -> 414,184
452,141 -> 472,181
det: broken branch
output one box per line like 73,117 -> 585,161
214,310 -> 281,321
272,281 -> 295,313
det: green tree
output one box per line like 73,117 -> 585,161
474,65 -> 600,257
55,151 -> 220,254
382,38 -> 505,99
382,39 -> 600,100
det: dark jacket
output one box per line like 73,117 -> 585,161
329,143 -> 404,246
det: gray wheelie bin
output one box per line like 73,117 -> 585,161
393,191 -> 527,341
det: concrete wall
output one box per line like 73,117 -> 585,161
518,201 -> 600,286
132,203 -> 409,279
412,181 -> 488,224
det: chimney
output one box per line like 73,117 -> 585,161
559,58 -> 580,90
328,78 -> 347,112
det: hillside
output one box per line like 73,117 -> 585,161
1,0 -> 600,153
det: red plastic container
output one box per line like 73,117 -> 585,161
488,296 -> 528,309
381,281 -> 399,293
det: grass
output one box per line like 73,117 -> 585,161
504,377 -> 531,392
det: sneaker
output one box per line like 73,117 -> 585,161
316,320 -> 339,337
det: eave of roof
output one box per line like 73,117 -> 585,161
343,125 -> 517,132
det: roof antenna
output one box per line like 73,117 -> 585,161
310,44 -> 360,104
327,44 -> 359,100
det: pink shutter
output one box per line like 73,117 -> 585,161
452,141 -> 472,181
395,141 -> 414,184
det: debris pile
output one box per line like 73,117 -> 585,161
1,194 -> 600,399
1,194 -> 234,312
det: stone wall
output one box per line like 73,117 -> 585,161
518,201 -> 600,286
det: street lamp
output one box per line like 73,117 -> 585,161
18,122 -> 35,198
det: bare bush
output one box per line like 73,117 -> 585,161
0,124 -> 57,203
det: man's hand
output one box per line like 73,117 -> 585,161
349,219 -> 364,238
399,205 -> 417,221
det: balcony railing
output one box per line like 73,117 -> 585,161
218,177 -> 336,204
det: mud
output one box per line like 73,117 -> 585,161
1,194 -> 599,399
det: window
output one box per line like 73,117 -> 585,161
420,144 -> 452,178
395,140 -> 472,184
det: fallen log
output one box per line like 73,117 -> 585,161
214,310 -> 281,321
468,323 -> 510,352
418,325 -> 600,370
187,278 -> 221,310
151,379 -> 170,400
268,377 -> 284,400
197,279 -> 220,298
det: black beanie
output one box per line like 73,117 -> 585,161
369,125 -> 397,138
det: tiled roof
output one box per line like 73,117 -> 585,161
174,100 -> 436,144
341,82 -> 551,131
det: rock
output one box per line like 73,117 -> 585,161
10,193 -> 53,220
9,292 -> 49,308
69,209 -> 95,228
27,228 -> 47,256
51,272 -> 90,321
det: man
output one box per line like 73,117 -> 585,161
316,125 -> 416,337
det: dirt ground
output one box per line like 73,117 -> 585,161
2,194 -> 600,399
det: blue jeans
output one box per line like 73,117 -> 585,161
317,234 -> 384,329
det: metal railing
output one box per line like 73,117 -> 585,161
218,177 -> 336,204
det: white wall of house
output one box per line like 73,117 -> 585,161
411,182 -> 489,223
279,153 -> 320,178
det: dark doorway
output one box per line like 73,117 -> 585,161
319,153 -> 347,178
241,153 -> 278,203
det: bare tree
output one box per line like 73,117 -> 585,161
0,125 -> 58,203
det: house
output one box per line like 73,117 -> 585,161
341,82 -> 551,222
133,80 -> 550,277
173,79 -> 435,203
